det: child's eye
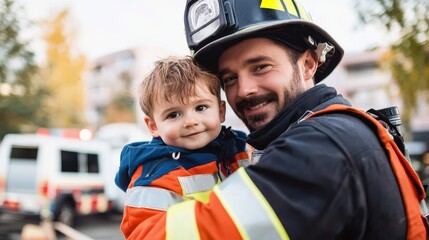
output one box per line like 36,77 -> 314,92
166,112 -> 180,119
196,105 -> 208,112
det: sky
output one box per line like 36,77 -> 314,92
16,0 -> 390,62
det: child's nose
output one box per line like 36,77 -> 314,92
183,114 -> 199,127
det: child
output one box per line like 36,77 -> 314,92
115,56 -> 249,238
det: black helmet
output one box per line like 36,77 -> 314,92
184,0 -> 344,83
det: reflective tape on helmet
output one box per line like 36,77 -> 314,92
214,168 -> 289,240
178,173 -> 218,195
125,186 -> 184,210
166,200 -> 200,240
260,0 -> 311,21
260,0 -> 285,12
294,0 -> 311,21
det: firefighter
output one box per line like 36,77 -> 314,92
126,0 -> 428,239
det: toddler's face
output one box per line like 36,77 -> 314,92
145,84 -> 225,150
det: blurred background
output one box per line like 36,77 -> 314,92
0,0 -> 428,239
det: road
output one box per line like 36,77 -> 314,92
0,212 -> 124,240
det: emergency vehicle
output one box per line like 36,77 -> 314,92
0,133 -> 113,227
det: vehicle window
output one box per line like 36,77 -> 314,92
61,150 -> 79,172
87,153 -> 99,173
7,146 -> 38,193
60,150 -> 99,173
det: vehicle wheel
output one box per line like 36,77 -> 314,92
57,202 -> 76,227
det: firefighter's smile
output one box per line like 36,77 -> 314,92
236,92 -> 277,117
248,102 -> 268,110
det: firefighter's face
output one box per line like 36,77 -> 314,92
145,83 -> 226,150
218,38 -> 317,132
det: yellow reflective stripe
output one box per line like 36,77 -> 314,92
295,1 -> 312,21
260,0 -> 285,11
186,190 -> 211,204
125,186 -> 184,210
283,0 -> 298,16
166,200 -> 200,240
214,168 -> 289,240
178,173 -> 218,195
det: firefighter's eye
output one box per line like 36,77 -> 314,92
255,64 -> 271,73
221,75 -> 237,87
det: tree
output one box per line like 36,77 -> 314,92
42,9 -> 87,128
355,0 -> 429,133
0,0 -> 49,139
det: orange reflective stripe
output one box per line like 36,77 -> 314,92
307,104 -> 428,239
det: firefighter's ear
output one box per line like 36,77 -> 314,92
144,115 -> 160,137
303,49 -> 318,82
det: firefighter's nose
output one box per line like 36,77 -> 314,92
237,75 -> 258,99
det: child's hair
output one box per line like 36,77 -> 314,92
139,56 -> 221,119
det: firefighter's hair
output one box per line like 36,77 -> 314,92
139,56 -> 222,119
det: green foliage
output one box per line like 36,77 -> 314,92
355,0 -> 429,132
0,0 -> 49,140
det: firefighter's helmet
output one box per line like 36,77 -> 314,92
184,0 -> 344,83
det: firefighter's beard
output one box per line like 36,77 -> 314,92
234,69 -> 305,132
235,93 -> 279,132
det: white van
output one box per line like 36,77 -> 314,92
0,134 -> 113,226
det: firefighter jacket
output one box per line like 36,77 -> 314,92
124,84 -> 427,240
115,126 -> 249,238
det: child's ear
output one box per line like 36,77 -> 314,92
219,100 -> 226,123
144,115 -> 160,137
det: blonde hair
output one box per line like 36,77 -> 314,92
139,56 -> 221,119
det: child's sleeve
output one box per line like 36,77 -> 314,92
115,145 -> 132,192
